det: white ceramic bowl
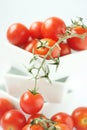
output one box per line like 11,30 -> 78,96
2,42 -> 87,80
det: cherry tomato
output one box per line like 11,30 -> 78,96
0,98 -> 15,120
41,17 -> 66,41
55,123 -> 71,130
51,112 -> 74,130
33,38 -> 61,59
1,109 -> 26,130
72,107 -> 87,130
59,42 -> 71,56
20,90 -> 44,114
25,39 -> 38,53
27,113 -> 47,124
67,26 -> 87,50
29,21 -> 43,39
22,124 -> 44,130
7,23 -> 30,47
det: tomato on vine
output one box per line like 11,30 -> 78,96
22,124 -> 44,130
33,38 -> 61,59
51,112 -> 74,130
67,17 -> 87,50
27,113 -> 47,124
41,17 -> 66,41
20,90 -> 44,115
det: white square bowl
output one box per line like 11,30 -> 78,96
2,42 -> 87,80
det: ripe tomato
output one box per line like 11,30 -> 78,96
51,112 -> 74,130
20,90 -> 44,114
29,21 -> 43,39
22,124 -> 44,130
25,39 -> 38,53
33,38 -> 61,59
41,17 -> 66,41
55,123 -> 71,130
27,113 -> 47,124
72,107 -> 87,130
59,42 -> 71,56
0,98 -> 15,120
67,26 -> 87,50
1,109 -> 26,130
7,23 -> 30,47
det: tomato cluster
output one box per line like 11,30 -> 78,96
0,92 -> 87,130
6,16 -> 87,59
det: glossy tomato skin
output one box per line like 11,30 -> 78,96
67,26 -> 87,50
72,107 -> 87,130
29,21 -> 43,39
20,90 -> 44,115
0,98 -> 15,120
22,124 -> 44,130
59,42 -> 71,56
27,113 -> 47,124
41,17 -> 66,41
7,23 -> 30,47
1,109 -> 26,130
33,38 -> 61,59
51,112 -> 74,130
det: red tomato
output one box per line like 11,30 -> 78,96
55,123 -> 71,130
59,42 -> 71,56
41,17 -> 66,41
22,124 -> 44,130
25,39 -> 38,53
33,38 -> 61,59
29,21 -> 43,39
51,112 -> 74,130
67,26 -> 87,50
72,107 -> 87,130
1,109 -> 26,130
20,90 -> 44,114
0,98 -> 15,120
7,23 -> 30,47
27,113 -> 47,124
